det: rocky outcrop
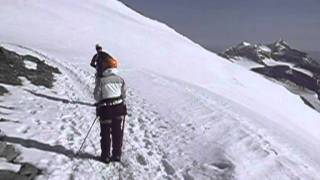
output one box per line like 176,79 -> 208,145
0,46 -> 61,95
0,46 -> 53,179
0,141 -> 41,180
252,65 -> 319,93
219,41 -> 271,64
267,40 -> 320,73
0,85 -> 8,95
0,142 -> 20,162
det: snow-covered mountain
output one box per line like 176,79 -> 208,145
1,0 -> 320,179
220,40 -> 320,111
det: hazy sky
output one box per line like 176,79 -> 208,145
120,0 -> 320,51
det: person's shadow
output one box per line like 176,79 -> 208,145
1,135 -> 100,161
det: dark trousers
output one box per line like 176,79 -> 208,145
100,116 -> 123,159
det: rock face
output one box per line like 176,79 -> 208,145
0,46 -> 61,95
0,142 -> 40,180
219,40 -> 320,110
0,142 -> 20,162
0,46 -> 55,179
220,41 -> 272,64
220,40 -> 320,72
0,85 -> 8,95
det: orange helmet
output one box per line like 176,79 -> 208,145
104,58 -> 118,69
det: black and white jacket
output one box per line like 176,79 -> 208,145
94,68 -> 127,119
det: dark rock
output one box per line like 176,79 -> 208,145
0,85 -> 9,95
0,142 -> 6,153
18,163 -> 40,180
0,46 -> 61,94
0,170 -> 29,180
0,163 -> 40,180
252,66 -> 319,92
0,142 -> 41,180
0,143 -> 20,162
301,96 -> 316,110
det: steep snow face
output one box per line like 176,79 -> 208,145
1,0 -> 319,130
1,0 -> 320,179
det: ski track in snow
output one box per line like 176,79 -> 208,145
0,44 -> 318,179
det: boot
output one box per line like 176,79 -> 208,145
111,155 -> 121,162
100,155 -> 111,164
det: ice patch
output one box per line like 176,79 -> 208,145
24,60 -> 37,70
233,57 -> 264,69
0,158 -> 20,172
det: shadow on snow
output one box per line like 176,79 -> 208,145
0,135 -> 100,161
24,89 -> 95,107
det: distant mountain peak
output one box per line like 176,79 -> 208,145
237,41 -> 251,48
221,39 -> 315,64
219,39 -> 320,112
220,40 -> 320,82
268,39 -> 291,51
275,39 -> 289,46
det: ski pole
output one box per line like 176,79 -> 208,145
76,116 -> 99,155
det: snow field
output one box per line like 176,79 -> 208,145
1,0 -> 320,179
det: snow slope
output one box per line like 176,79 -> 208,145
1,0 -> 320,179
